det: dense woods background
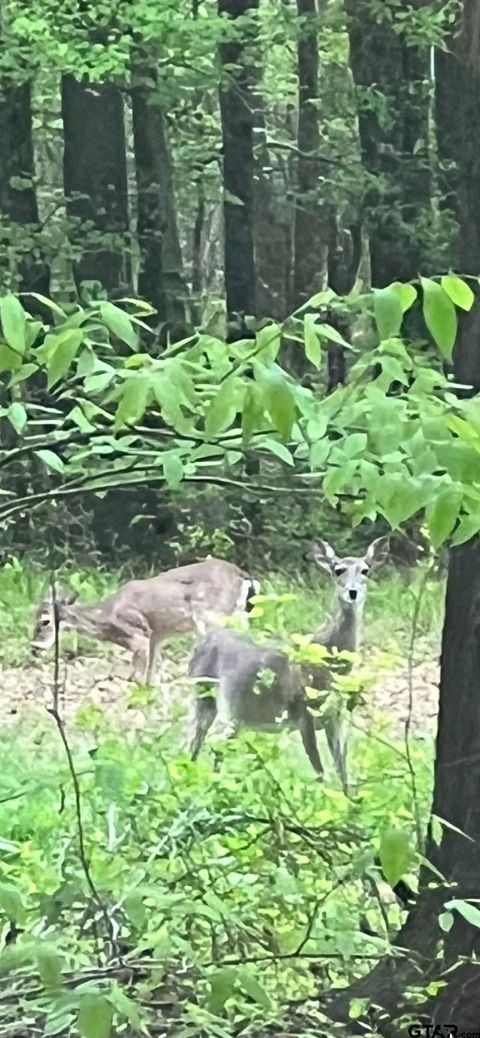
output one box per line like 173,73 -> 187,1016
1,0 -> 476,569
3,1 -> 480,1035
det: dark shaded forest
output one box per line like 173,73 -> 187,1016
1,1 -> 480,1036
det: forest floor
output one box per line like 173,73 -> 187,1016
0,640 -> 439,737
0,564 -> 443,744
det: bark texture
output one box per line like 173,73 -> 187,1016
0,79 -> 50,298
345,0 -> 431,286
219,0 -> 258,325
132,65 -> 187,331
62,75 -> 130,296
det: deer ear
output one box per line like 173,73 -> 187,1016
364,536 -> 389,569
312,540 -> 337,573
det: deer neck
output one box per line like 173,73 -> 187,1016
61,602 -> 104,639
313,596 -> 364,654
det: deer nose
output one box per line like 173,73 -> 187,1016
348,589 -> 358,601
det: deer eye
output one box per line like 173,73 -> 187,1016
361,566 -> 370,576
334,566 -> 346,577
40,618 -> 50,627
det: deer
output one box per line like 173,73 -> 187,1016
31,558 -> 260,686
188,537 -> 389,788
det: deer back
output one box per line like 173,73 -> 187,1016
105,559 -> 254,640
189,628 -> 298,729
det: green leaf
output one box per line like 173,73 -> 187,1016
315,323 -> 350,349
108,982 -> 144,1030
451,513 -> 480,545
0,295 -> 26,354
0,883 -> 23,922
391,282 -> 418,313
78,994 -> 113,1038
35,943 -> 63,990
349,998 -> 370,1020
208,967 -> 237,1014
441,275 -> 474,311
379,828 -> 412,887
205,378 -> 240,437
242,383 -> 265,443
302,288 -> 337,309
21,292 -> 66,317
421,277 -> 458,359
304,314 -> 321,368
100,302 -> 138,350
163,451 -> 184,488
115,376 -> 149,427
373,285 -> 403,340
259,439 -> 294,466
35,449 -> 65,475
124,891 -> 147,930
46,329 -> 83,388
438,911 -> 454,933
7,402 -> 27,434
445,899 -> 480,929
344,433 -> 367,459
239,970 -> 272,1010
379,475 -> 431,529
0,343 -> 22,373
259,368 -> 296,441
255,323 -> 281,363
427,485 -> 462,548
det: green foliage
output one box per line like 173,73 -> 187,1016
0,273 -> 478,555
0,560 -> 441,1031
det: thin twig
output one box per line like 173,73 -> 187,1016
405,561 -> 433,853
45,589 -> 116,957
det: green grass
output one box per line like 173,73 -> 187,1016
0,557 -> 443,1035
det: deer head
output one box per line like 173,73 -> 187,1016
312,537 -> 389,607
31,583 -> 78,652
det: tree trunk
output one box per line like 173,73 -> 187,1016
132,63 -> 188,334
219,0 -> 258,331
436,0 -> 480,393
323,6 -> 480,1029
345,0 -> 431,287
62,75 -> 130,297
292,0 -> 328,310
0,79 -> 50,299
254,118 -> 293,321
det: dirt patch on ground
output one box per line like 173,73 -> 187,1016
0,644 -> 440,738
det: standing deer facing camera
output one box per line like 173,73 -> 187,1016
188,537 -> 388,789
31,559 -> 260,685
306,536 -> 389,789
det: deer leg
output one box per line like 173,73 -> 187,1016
130,635 -> 150,684
145,637 -> 159,685
289,700 -> 324,777
324,710 -> 349,794
190,694 -> 217,760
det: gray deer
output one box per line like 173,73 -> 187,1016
188,537 -> 388,788
31,558 -> 260,685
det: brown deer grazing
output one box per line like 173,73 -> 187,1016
188,538 -> 388,787
32,559 -> 260,685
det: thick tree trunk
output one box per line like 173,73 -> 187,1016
292,0 -> 328,310
254,118 -> 293,321
219,0 -> 258,329
345,0 -> 431,287
132,64 -> 187,332
62,75 -> 130,297
0,79 -> 50,299
324,7 -> 480,1028
436,0 -> 480,393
